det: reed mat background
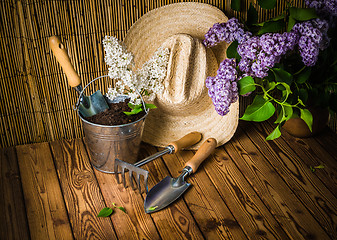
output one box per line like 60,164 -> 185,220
1,0 -> 335,148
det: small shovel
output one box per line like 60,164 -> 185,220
144,138 -> 217,213
49,36 -> 109,117
114,132 -> 202,193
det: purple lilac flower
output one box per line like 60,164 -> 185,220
292,19 -> 329,66
207,59 -> 238,116
305,0 -> 337,17
203,18 -> 251,47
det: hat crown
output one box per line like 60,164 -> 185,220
156,34 -> 217,113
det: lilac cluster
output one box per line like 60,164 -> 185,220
203,18 -> 251,47
237,32 -> 298,78
305,0 -> 337,17
292,19 -> 329,66
206,59 -> 238,116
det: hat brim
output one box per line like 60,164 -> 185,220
124,2 -> 239,149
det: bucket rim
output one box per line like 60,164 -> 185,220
78,110 -> 148,128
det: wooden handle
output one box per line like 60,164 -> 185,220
184,138 -> 217,173
49,36 -> 81,88
169,132 -> 202,153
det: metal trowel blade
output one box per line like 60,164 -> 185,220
79,90 -> 109,117
144,176 -> 190,213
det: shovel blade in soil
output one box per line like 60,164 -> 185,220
78,90 -> 109,117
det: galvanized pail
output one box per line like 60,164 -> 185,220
76,76 -> 148,173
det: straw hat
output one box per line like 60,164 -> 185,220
124,2 -> 239,149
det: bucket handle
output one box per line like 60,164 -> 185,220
74,75 -> 149,114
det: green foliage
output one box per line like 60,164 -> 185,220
240,95 -> 276,122
97,203 -> 126,217
231,0 -> 241,11
238,76 -> 256,95
231,0 -> 336,140
247,3 -> 258,27
289,7 -> 318,21
258,20 -> 285,35
310,164 -> 325,172
258,0 -> 277,9
124,102 -> 157,116
97,207 -> 113,217
227,41 -> 240,60
300,108 -> 313,132
266,125 -> 281,141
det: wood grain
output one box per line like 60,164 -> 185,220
0,147 -> 30,240
204,146 -> 292,239
230,123 -> 333,239
16,142 -> 73,240
161,148 -> 249,240
247,121 -> 337,239
92,142 -> 161,240
140,144 -> 204,240
50,138 -> 117,240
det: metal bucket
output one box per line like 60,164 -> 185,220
75,76 -> 148,173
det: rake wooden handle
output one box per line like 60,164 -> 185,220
169,132 -> 202,153
49,36 -> 81,88
184,138 -> 217,173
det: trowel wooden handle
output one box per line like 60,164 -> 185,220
49,36 -> 81,88
184,138 -> 217,173
169,132 -> 202,153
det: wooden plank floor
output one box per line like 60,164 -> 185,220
1,121 -> 337,240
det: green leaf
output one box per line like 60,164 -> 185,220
275,105 -> 293,124
112,203 -> 126,213
124,107 -> 143,116
128,102 -> 135,109
240,95 -> 276,122
231,0 -> 241,11
266,125 -> 282,140
238,76 -> 256,95
148,206 -> 159,211
271,68 -> 293,86
287,15 -> 296,32
296,67 -> 311,84
289,7 -> 318,21
258,0 -> 277,9
145,103 -> 157,109
258,20 -> 285,35
227,42 -> 240,60
247,3 -> 258,27
298,88 -> 308,104
97,207 -> 113,217
300,108 -> 313,132
314,164 -> 325,169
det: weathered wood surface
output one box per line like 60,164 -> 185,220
1,121 -> 337,240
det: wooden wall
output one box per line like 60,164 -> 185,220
2,0 -> 334,148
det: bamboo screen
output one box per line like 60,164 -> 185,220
1,0 -> 335,148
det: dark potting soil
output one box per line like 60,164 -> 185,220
84,99 -> 146,125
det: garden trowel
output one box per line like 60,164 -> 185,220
49,36 -> 109,117
114,132 -> 203,193
144,138 -> 217,213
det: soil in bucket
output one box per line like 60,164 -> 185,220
84,98 -> 146,125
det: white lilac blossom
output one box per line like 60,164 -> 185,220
103,36 -> 169,104
206,59 -> 238,116
135,47 -> 170,102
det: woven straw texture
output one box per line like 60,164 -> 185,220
1,0 -> 336,148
